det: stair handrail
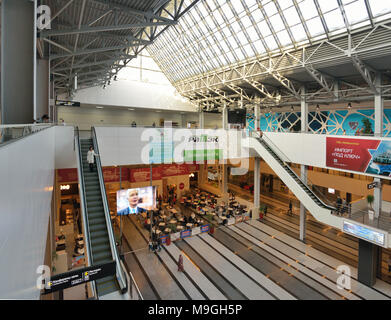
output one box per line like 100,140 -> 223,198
91,127 -> 128,294
74,127 -> 98,299
250,131 -> 336,211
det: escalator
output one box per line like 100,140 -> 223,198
245,133 -> 342,230
75,128 -> 128,298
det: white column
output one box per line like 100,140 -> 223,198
199,111 -> 205,129
374,73 -> 383,137
221,103 -> 228,200
301,86 -> 308,133
300,165 -> 307,241
373,73 -> 383,218
254,105 -> 260,131
300,86 -> 308,241
253,157 -> 261,220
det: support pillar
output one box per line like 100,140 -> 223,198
199,111 -> 205,129
357,239 -> 380,287
300,165 -> 307,241
1,0 -> 36,124
254,105 -> 260,131
373,74 -> 383,218
253,158 -> 261,220
221,104 -> 228,201
300,87 -> 308,241
374,73 -> 383,138
36,59 -> 50,121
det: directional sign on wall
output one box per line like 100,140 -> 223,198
55,100 -> 81,107
43,261 -> 116,294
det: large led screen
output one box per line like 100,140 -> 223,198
343,221 -> 385,246
116,186 -> 156,215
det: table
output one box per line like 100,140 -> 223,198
178,217 -> 184,222
169,219 -> 177,224
177,225 -> 184,230
154,229 -> 162,235
170,208 -> 177,214
159,222 -> 165,227
186,223 -> 193,228
164,228 -> 171,233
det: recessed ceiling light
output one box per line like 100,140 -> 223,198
96,106 -> 103,109
128,108 -> 135,111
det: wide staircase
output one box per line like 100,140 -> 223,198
80,138 -> 120,297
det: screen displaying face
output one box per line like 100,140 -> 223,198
116,186 -> 156,215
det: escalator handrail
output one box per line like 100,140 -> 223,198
251,131 -> 336,211
74,127 -> 98,298
91,127 -> 128,294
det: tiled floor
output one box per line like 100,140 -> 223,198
122,215 -> 391,300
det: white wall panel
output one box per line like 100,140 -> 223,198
95,127 -> 245,166
55,126 -> 76,169
264,132 -> 326,167
59,80 -> 196,112
0,127 -> 55,299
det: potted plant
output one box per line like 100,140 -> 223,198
367,194 -> 375,220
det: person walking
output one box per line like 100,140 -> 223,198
86,146 -> 98,172
263,205 -> 267,217
177,254 -> 184,272
336,196 -> 342,215
388,255 -> 391,273
157,237 -> 162,252
288,200 -> 293,216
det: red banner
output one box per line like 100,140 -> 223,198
129,167 -> 162,182
103,167 -> 129,183
162,163 -> 199,177
326,137 -> 380,172
58,169 -> 78,183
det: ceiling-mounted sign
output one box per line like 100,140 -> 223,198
55,100 -> 81,107
367,181 -> 380,189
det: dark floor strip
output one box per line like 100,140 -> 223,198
119,226 -> 161,300
222,226 -> 343,300
239,222 -> 365,300
211,227 -> 329,300
260,219 -> 358,267
196,233 -> 280,300
127,216 -> 192,300
175,240 -> 247,300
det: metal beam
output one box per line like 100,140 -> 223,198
39,21 -> 177,37
50,45 -> 137,60
52,58 -> 120,72
351,55 -> 379,94
305,65 -> 337,96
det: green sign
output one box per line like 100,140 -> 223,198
184,149 -> 222,161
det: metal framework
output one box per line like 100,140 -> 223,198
39,0 -> 200,94
147,0 -> 391,111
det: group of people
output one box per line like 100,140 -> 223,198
336,197 -> 350,216
148,234 -> 162,253
167,185 -> 177,206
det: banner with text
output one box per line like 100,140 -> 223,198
326,137 -> 391,177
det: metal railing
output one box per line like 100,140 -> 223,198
74,127 -> 98,299
91,127 -> 128,294
250,130 -> 336,212
0,123 -> 52,146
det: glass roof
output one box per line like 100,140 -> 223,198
148,0 -> 391,83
